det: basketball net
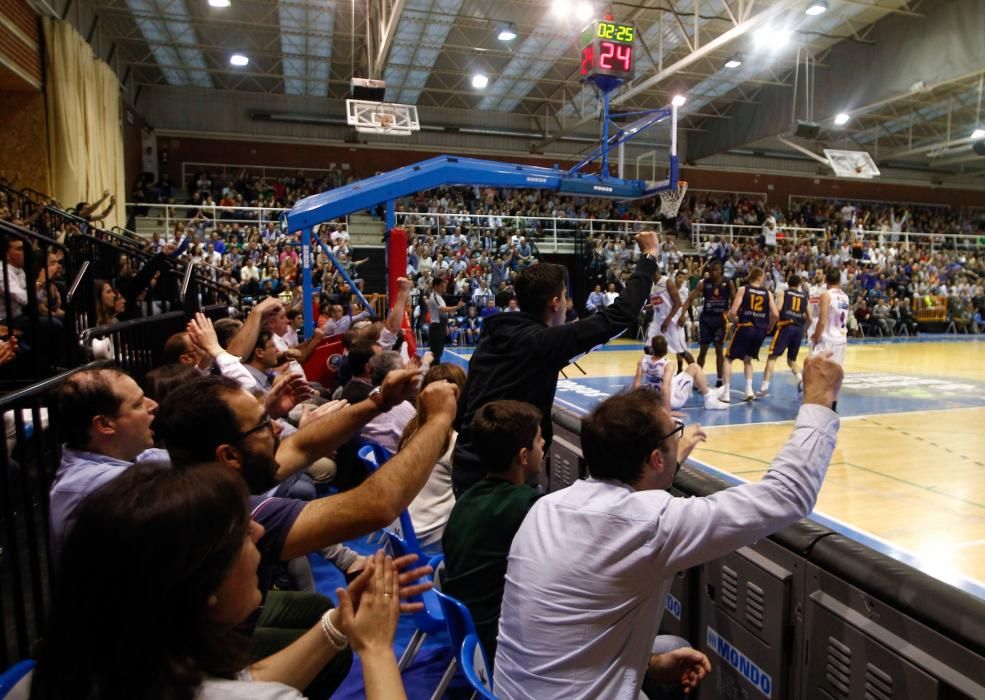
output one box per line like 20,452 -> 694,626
658,180 -> 688,217
375,110 -> 396,132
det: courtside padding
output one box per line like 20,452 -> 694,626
549,408 -> 985,699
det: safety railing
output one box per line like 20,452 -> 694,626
692,222 -> 984,253
0,361 -> 110,668
692,223 -> 826,248
129,203 -> 292,239
0,221 -> 84,387
79,304 -> 229,385
127,202 -> 664,255
397,212 -> 662,254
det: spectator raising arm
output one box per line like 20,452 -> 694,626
273,367 -> 420,478
279,378 -> 459,559
227,296 -> 284,359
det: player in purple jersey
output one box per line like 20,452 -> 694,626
757,274 -> 811,398
722,267 -> 779,402
681,259 -> 734,387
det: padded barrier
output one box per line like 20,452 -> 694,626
550,407 -> 985,699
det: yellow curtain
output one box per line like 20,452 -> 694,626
43,18 -> 126,230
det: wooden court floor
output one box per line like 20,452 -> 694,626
453,338 -> 985,596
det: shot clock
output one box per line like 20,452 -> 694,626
579,19 -> 635,84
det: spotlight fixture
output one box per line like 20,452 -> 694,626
671,95 -> 686,107
471,73 -> 489,89
576,1 -> 594,22
972,128 -> 985,139
208,0 -> 230,6
806,0 -> 828,15
229,53 -> 249,66
497,24 -> 517,41
834,112 -> 850,126
754,27 -> 791,49
724,53 -> 743,68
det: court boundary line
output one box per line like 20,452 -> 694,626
698,404 -> 985,429
685,456 -> 985,601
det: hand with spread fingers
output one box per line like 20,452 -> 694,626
336,551 -> 402,653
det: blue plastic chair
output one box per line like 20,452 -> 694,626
384,530 -> 446,677
356,442 -> 423,554
435,590 -> 498,700
0,660 -> 34,700
461,635 -> 497,700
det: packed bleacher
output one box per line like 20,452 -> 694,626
4,170 -> 985,699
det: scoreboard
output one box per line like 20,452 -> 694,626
579,19 -> 636,82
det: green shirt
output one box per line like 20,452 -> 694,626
441,478 -> 541,656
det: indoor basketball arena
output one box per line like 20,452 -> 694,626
1,0 -> 984,697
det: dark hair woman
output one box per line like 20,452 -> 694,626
31,462 -> 409,700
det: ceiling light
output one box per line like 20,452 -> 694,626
497,24 -> 517,41
834,112 -> 850,126
576,2 -> 594,22
471,73 -> 489,89
805,0 -> 828,15
972,128 -> 985,140
229,53 -> 249,66
754,27 -> 791,49
671,95 -> 686,107
724,53 -> 743,68
208,0 -> 230,6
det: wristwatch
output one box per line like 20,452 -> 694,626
368,386 -> 390,412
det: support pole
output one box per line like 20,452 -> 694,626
302,226 -> 313,339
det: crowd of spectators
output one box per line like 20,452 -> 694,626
7,168 -> 985,700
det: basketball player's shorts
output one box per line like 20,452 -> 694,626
699,314 -> 726,345
811,340 -> 846,366
769,323 -> 804,361
727,324 -> 768,361
660,323 -> 688,355
669,372 -> 695,410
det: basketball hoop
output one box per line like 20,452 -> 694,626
658,180 -> 688,217
375,111 -> 396,131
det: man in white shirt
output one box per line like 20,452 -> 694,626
494,353 -> 843,699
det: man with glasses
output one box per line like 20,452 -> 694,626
494,353 -> 843,700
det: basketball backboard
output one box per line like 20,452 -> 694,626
346,99 -> 420,136
824,149 -> 880,179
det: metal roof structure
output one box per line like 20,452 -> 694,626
50,0 -> 985,178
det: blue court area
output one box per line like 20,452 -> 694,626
537,334 -> 985,423
552,368 -> 985,424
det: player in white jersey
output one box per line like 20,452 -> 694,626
811,267 -> 850,367
806,270 -> 825,340
644,272 -> 682,349
633,336 -> 730,411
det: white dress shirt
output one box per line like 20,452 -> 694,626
493,404 -> 839,700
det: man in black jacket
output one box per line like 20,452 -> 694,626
452,231 -> 660,494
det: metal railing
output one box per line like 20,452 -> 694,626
692,222 -> 985,252
79,304 -> 229,385
397,213 -> 663,254
129,202 -> 293,239
0,361 -> 109,667
127,202 -> 665,255
0,221 -> 83,387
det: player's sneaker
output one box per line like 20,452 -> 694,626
743,392 -> 756,402
704,394 -> 731,410
755,388 -> 770,398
